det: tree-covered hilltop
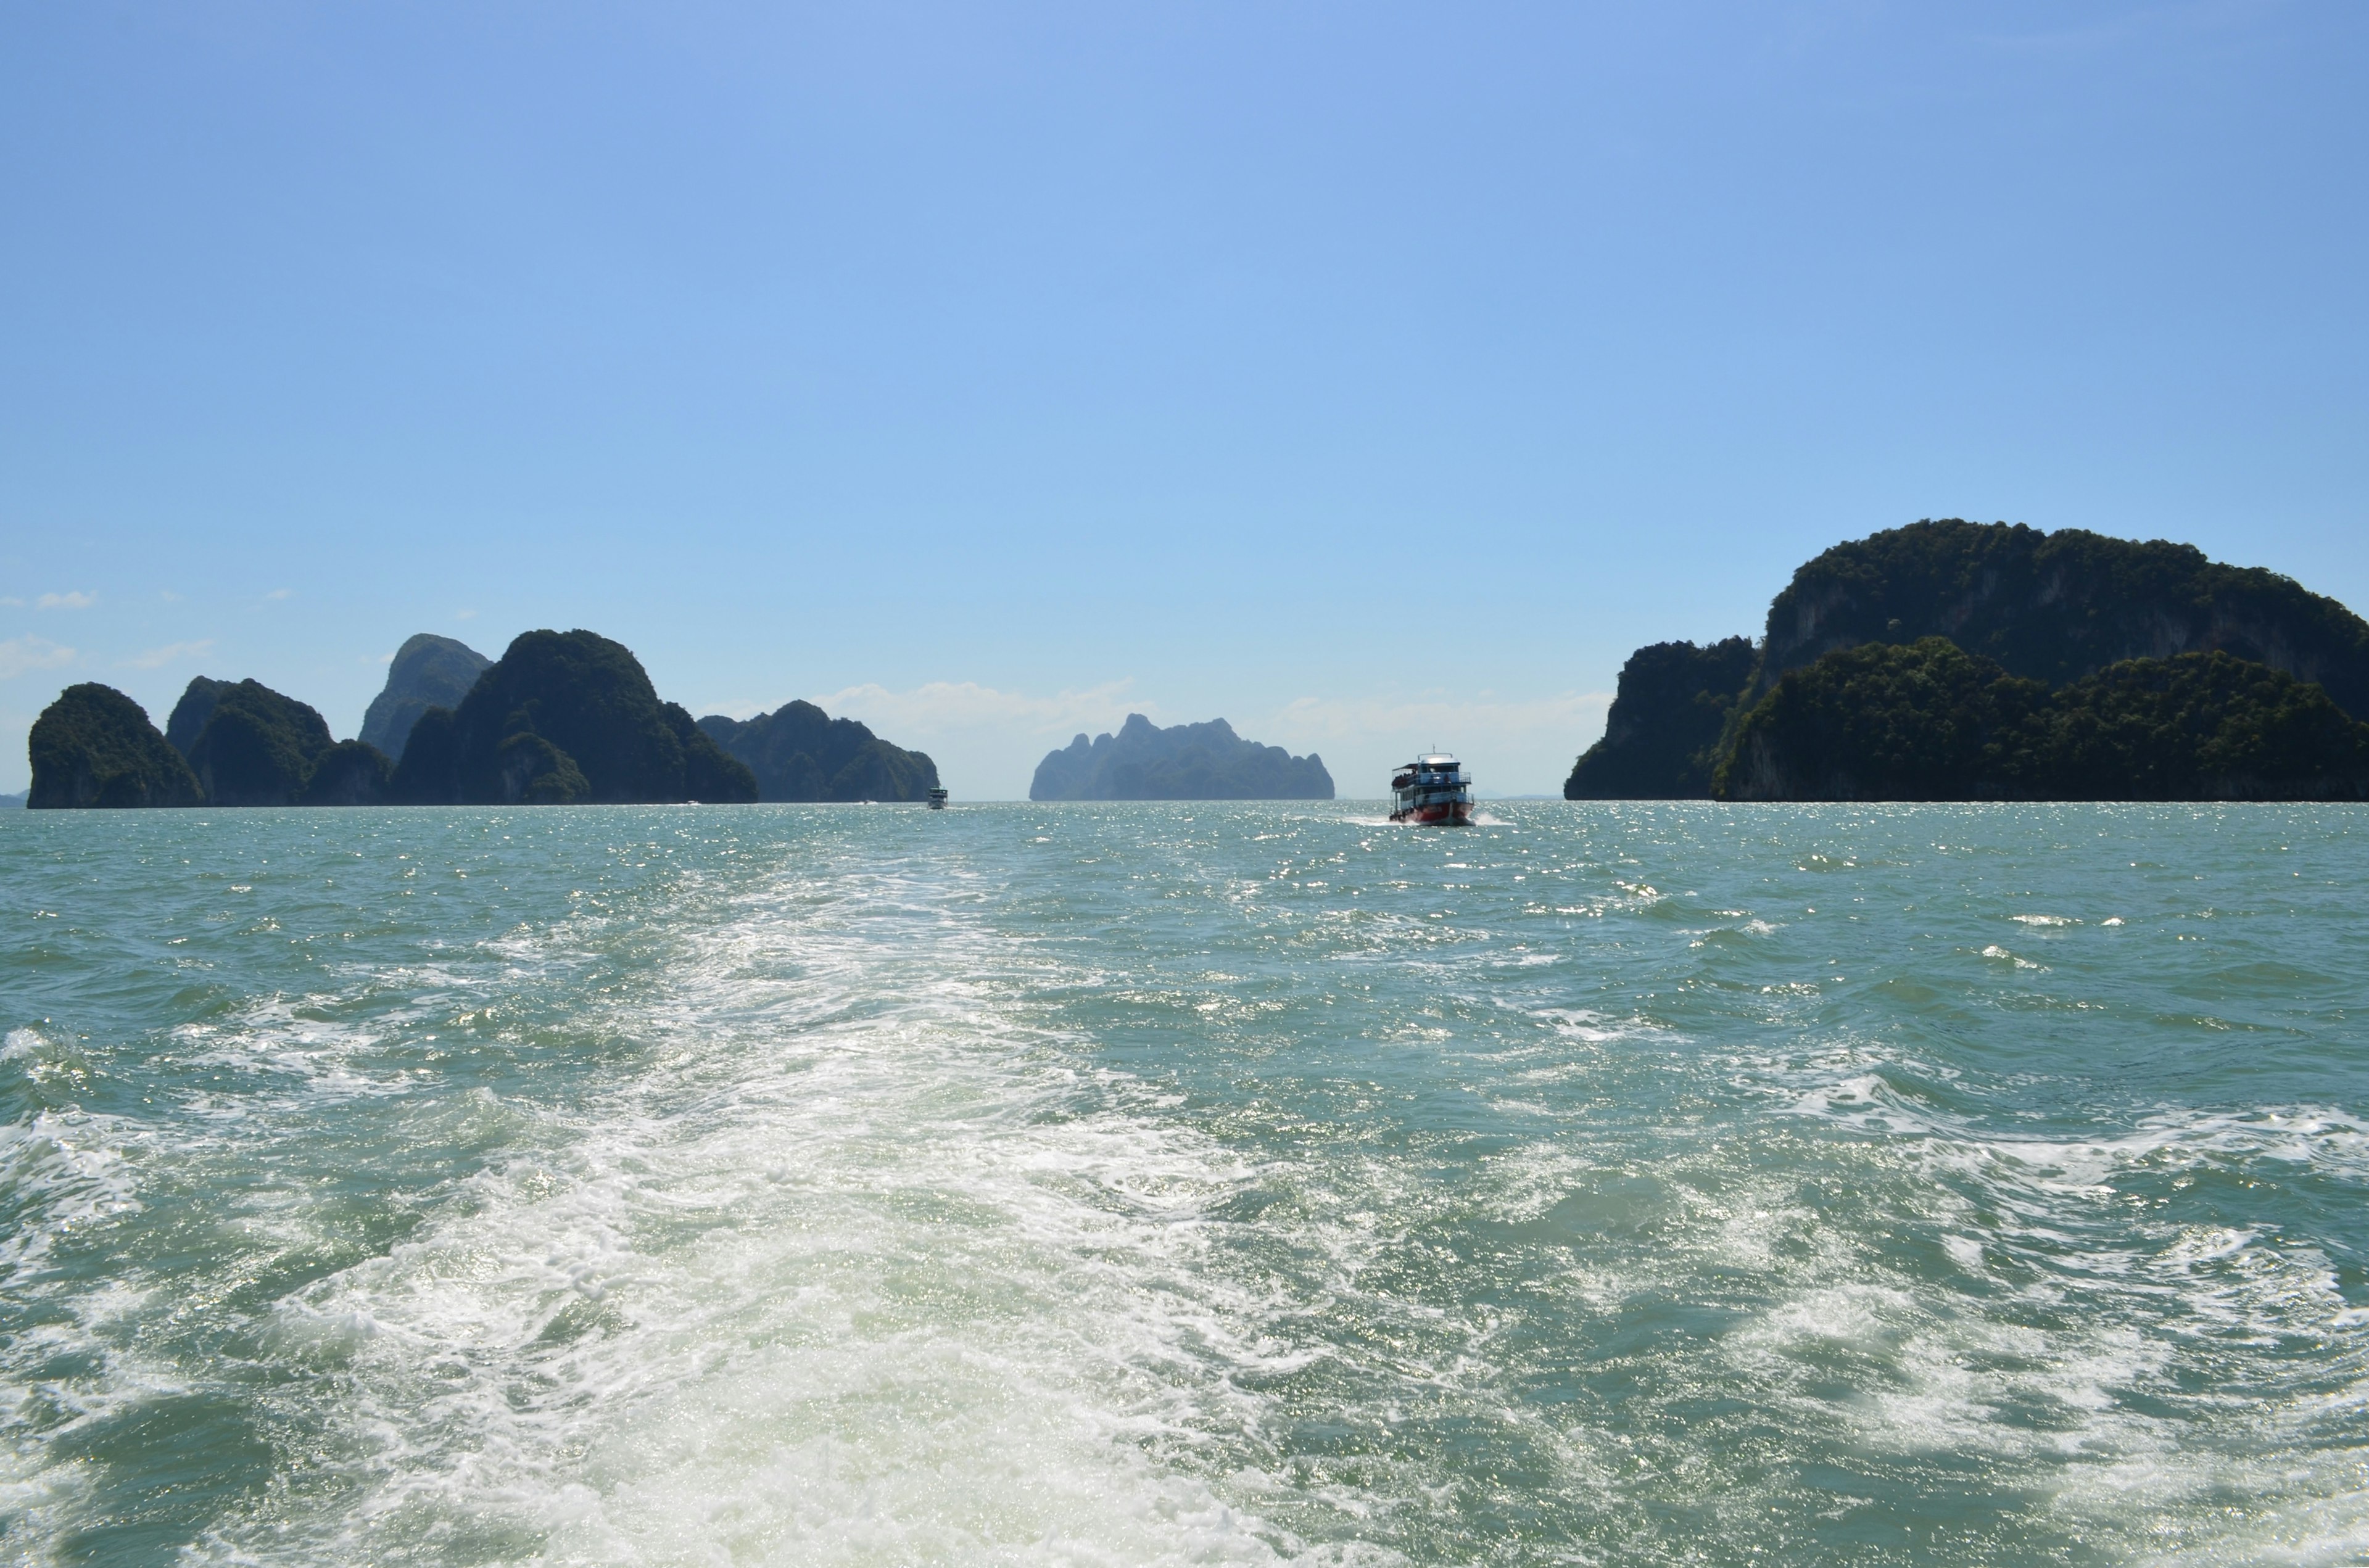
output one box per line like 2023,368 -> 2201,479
29,632 -> 752,809
1030,715 -> 1333,800
389,629 -> 757,805
28,685 -> 203,807
360,634 -> 491,759
1715,638 -> 2369,801
299,740 -> 394,805
1759,519 -> 2369,710
1565,637 -> 1755,799
697,701 -> 940,802
1569,520 -> 2369,800
171,678 -> 341,806
35,676 -> 393,807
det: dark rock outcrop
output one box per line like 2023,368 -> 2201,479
1716,638 -> 2369,801
1030,715 -> 1333,801
360,635 -> 491,759
697,701 -> 940,803
28,685 -> 204,808
388,629 -> 757,805
1565,637 -> 1755,799
178,679 -> 339,807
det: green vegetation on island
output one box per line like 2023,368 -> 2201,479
28,685 -> 204,808
299,739 -> 396,806
360,634 -> 492,759
389,629 -> 757,804
697,701 -> 940,803
27,629 -> 774,809
1030,715 -> 1333,800
1759,520 -> 2369,709
1571,520 -> 2369,803
1718,640 -> 2369,801
171,677 -> 341,806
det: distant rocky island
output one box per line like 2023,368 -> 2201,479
359,633 -> 492,758
1569,520 -> 2369,802
387,630 -> 755,804
23,627 -> 952,809
28,684 -> 208,808
697,702 -> 939,803
1030,715 -> 1332,800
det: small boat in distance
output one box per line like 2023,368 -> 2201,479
1389,754 -> 1473,825
928,786 -> 949,810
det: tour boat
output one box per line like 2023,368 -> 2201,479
927,787 -> 949,810
1389,754 -> 1473,825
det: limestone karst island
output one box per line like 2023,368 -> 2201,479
25,629 -> 941,809
20,519 -> 2369,807
1567,519 -> 2369,803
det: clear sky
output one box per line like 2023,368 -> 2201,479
4,2 -> 2364,798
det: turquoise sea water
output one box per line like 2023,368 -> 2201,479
2,802 -> 2365,1566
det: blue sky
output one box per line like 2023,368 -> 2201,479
4,2 -> 2363,797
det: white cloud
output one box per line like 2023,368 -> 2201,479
265,588 -> 292,601
0,597 -> 23,607
159,590 -> 183,602
0,636 -> 75,680
120,638 -> 214,670
454,608 -> 478,621
36,591 -> 96,610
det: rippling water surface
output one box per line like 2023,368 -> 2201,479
2,801 -> 2365,1566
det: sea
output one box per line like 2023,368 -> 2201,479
2,801 -> 2365,1567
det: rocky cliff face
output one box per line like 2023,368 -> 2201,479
360,635 -> 492,759
389,629 -> 756,805
164,676 -> 228,756
1565,637 -> 1755,799
1030,715 -> 1333,800
697,701 -> 940,803
28,685 -> 204,807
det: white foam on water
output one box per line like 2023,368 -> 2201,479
14,806 -> 2369,1566
0,1108 -> 145,1293
189,862 -> 1343,1566
1723,1052 -> 2369,1557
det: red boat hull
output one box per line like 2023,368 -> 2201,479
1390,800 -> 1473,825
